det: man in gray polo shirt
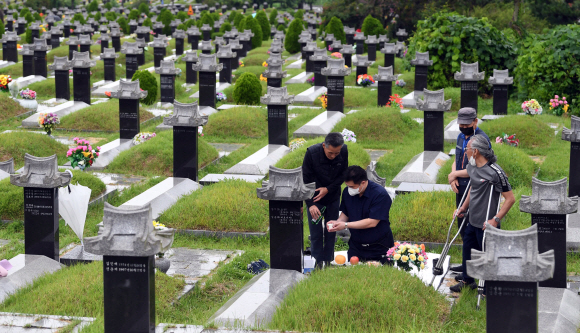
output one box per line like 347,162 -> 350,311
450,134 -> 516,292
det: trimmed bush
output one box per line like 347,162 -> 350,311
33,13 -> 42,22
245,16 -> 263,48
72,13 -> 86,25
294,9 -> 304,19
87,0 -> 98,12
237,16 -> 247,31
94,12 -> 102,22
24,12 -> 33,24
200,13 -> 215,30
177,12 -> 189,22
233,13 -> 243,28
105,12 -> 116,22
128,9 -> 140,20
25,28 -> 32,44
228,11 -> 238,23
233,72 -> 262,105
219,21 -> 232,33
142,17 -> 152,28
0,20 -> 5,40
325,16 -> 346,44
138,2 -> 149,15
131,70 -> 158,105
277,24 -> 286,34
269,8 -> 278,26
117,17 -> 130,34
361,15 -> 385,38
158,9 -> 174,35
284,18 -> 304,54
255,11 -> 270,41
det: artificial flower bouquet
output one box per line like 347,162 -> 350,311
0,75 -> 12,92
549,95 -> 569,116
216,92 -> 227,101
521,99 -> 542,116
386,242 -> 428,272
386,94 -> 403,109
37,113 -> 60,135
496,133 -> 519,147
66,138 -> 101,170
341,128 -> 356,142
133,132 -> 157,145
357,74 -> 374,87
290,138 -> 307,151
318,92 -> 327,109
19,88 -> 36,100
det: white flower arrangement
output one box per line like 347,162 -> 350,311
341,128 -> 357,143
133,132 -> 157,145
290,138 -> 307,151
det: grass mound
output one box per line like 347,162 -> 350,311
332,108 -> 419,148
275,137 -> 370,170
242,53 -> 269,67
58,101 -> 155,132
204,106 -> 268,140
374,128 -> 424,185
478,115 -> 555,151
269,265 -> 450,332
0,132 -> 68,168
159,179 -> 268,232
106,130 -> 219,177
0,94 -> 28,122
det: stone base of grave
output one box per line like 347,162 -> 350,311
0,169 -> 9,181
550,289 -> 580,333
0,313 -> 94,331
92,80 -> 120,96
208,269 -> 306,328
567,203 -> 580,251
92,79 -> 114,89
401,91 -> 423,109
14,75 -> 46,89
293,111 -> 346,138
286,59 -> 304,69
0,254 -> 63,303
89,139 -> 134,170
224,144 -> 290,175
539,287 -> 580,333
444,118 -> 482,143
294,86 -> 327,104
21,101 -> 89,127
482,115 -> 506,122
43,98 -> 71,106
0,60 -> 16,69
190,82 -> 231,98
391,151 -> 451,186
59,245 -> 103,266
199,173 -> 265,185
285,71 -> 313,84
395,182 -> 453,195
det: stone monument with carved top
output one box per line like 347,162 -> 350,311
415,89 -> 452,152
322,58 -> 350,113
454,62 -> 485,110
374,66 -> 398,107
488,69 -> 513,115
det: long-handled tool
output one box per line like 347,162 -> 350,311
429,180 -> 471,287
476,186 -> 501,310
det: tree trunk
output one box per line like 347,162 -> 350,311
510,0 -> 522,36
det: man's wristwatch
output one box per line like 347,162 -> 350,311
345,222 -> 348,230
493,216 -> 501,224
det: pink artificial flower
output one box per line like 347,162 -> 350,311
97,146 -> 101,150
564,101 -> 568,104
96,152 -> 100,156
496,137 -> 503,144
555,95 -> 559,99
73,137 -> 79,141
559,100 -> 564,105
563,97 -> 566,100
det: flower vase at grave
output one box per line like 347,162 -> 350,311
415,89 -> 452,152
187,26 -> 201,50
489,69 -> 513,115
303,41 -> 317,73
151,36 -> 169,68
193,54 -> 223,110
48,56 -> 72,101
263,53 -> 287,88
78,34 -> 93,56
121,42 -> 142,80
520,178 -> 578,289
173,29 -> 186,56
366,35 -> 378,62
163,101 -> 207,181
229,39 -> 244,70
322,58 -> 350,113
410,52 -> 433,97
262,86 -> 295,147
374,66 -> 397,107
310,48 -> 329,88
111,80 -> 148,140
21,45 -> 35,77
380,43 -> 396,70
353,55 -> 372,87
135,38 -> 146,66
201,24 -> 212,42
2,31 -> 19,63
136,26 -> 151,43
71,51 -> 96,105
10,154 -> 72,261
33,38 -> 50,78
200,40 -> 214,55
182,52 -> 198,85
100,48 -> 119,82
216,45 -> 236,85
454,62 -> 484,111
111,27 -> 122,53
345,27 -> 355,46
354,32 -> 365,55
257,166 -> 315,273
153,22 -> 164,37
466,224 -> 555,333
66,36 -> 79,61
324,33 -> 335,50
341,44 -> 355,69
84,203 -> 175,333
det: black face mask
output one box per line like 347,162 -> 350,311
460,126 -> 475,136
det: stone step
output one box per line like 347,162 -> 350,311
293,110 -> 345,138
224,144 -> 290,176
21,101 -> 89,128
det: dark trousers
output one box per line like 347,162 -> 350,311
347,230 -> 394,265
462,223 -> 485,284
307,200 -> 339,263
456,183 -> 469,240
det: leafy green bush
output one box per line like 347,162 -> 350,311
94,12 -> 102,22
200,12 -> 215,30
528,0 -> 580,26
233,72 -> 262,105
294,9 -> 304,19
0,21 -> 5,42
269,8 -> 278,26
407,11 -> 517,93
234,13 -> 243,29
284,18 -> 304,54
219,21 -> 232,33
237,16 -> 247,31
158,9 -> 174,35
277,24 -> 286,34
361,15 -> 385,38
131,70 -> 158,105
19,8 -> 30,18
143,18 -> 152,28
105,12 -> 117,22
128,9 -> 140,20
515,24 -> 580,114
245,16 -> 263,48
325,17 -> 345,44
117,17 -> 130,34
105,2 -> 113,10
470,2 -> 549,34
72,13 -> 86,25
255,11 -> 270,41
177,12 -> 189,22
138,2 -> 149,15
87,0 -> 99,12
25,28 -> 32,44
33,13 -> 42,22
24,12 -> 34,24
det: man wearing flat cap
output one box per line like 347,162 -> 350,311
446,107 -> 490,275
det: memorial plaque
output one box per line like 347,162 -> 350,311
104,58 -> 116,81
80,44 -> 91,55
190,35 -> 199,50
154,47 -> 165,68
424,111 -> 444,152
154,27 -> 162,36
493,85 -> 508,115
175,38 -> 184,56
31,29 -> 39,41
185,62 -> 197,84
356,40 -> 364,55
119,99 -> 140,140
461,81 -> 479,110
414,65 -> 428,92
300,44 -> 307,62
378,81 -> 392,107
218,58 -> 231,84
531,214 -> 567,288
51,35 -> 60,49
267,77 -> 282,88
199,71 -> 216,108
125,55 -> 138,80
267,105 -> 288,146
368,44 -> 376,61
232,52 -> 240,70
69,45 -> 78,60
355,66 -> 367,86
269,200 -> 304,273
344,54 -> 352,68
34,50 -> 48,78
173,126 -> 199,181
486,281 -> 537,333
326,76 -> 344,113
55,70 -> 70,100
73,67 -> 91,105
24,188 -> 59,261
6,21 -> 13,32
305,51 -> 314,72
571,142 -> 580,198
313,61 -> 327,87
5,41 -> 17,63
103,255 -> 155,333
159,75 -> 175,103
346,34 -> 354,45
112,36 -> 121,52
23,54 -> 35,77
384,53 -> 394,68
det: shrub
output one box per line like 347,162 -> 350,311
87,0 -> 99,12
142,17 -> 152,28
128,9 -> 140,20
277,24 -> 286,34
233,72 -> 262,105
219,21 -> 232,33
529,0 -> 580,26
117,17 -> 130,34
94,12 -> 102,22
407,11 -> 517,93
255,11 -> 270,41
105,12 -> 117,22
269,8 -> 278,26
25,28 -> 32,44
105,2 -> 113,10
294,9 -> 304,19
284,18 -> 304,54
237,16 -> 247,31
361,15 -> 385,37
233,12 -> 243,28
131,70 -> 158,105
228,11 -> 237,23
138,2 -> 149,15
245,16 -> 263,48
0,21 -> 5,40
72,13 -> 86,25
24,12 -> 34,24
325,16 -> 346,44
19,8 -> 30,17
177,11 -> 189,22
33,13 -> 42,22
200,12 -> 215,30
185,19 -> 196,28
158,9 -> 174,35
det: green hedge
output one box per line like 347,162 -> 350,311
233,72 -> 262,105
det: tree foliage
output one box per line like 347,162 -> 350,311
269,8 -> 278,26
325,17 -> 345,44
87,0 -> 99,12
528,0 -> 580,26
245,16 -> 263,48
284,18 -> 304,54
132,70 -> 158,105
255,11 -> 270,41
233,72 -> 262,105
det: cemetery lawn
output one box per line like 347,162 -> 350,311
0,131 -> 69,168
159,179 -> 269,232
269,265 -> 451,332
0,94 -> 28,122
105,131 -> 219,177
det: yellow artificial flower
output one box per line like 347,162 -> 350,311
418,255 -> 424,262
408,248 -> 415,254
420,263 -> 425,269
82,151 -> 93,158
401,255 -> 409,263
393,253 -> 401,260
410,254 -> 416,261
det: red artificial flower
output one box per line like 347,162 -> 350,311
104,91 -> 111,97
40,13 -> 44,17
356,28 -> 361,32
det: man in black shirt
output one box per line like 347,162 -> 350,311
302,132 -> 348,267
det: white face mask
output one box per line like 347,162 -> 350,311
348,187 -> 360,196
468,155 -> 477,167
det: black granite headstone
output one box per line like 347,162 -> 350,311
104,58 -> 116,81
460,81 -> 478,110
112,36 -> 121,52
486,281 -> 537,333
300,43 -> 307,61
384,53 -> 394,68
64,24 -> 71,37
368,44 -> 376,61
160,75 -> 175,103
137,48 -> 145,66
355,40 -> 364,55
313,61 -> 326,87
424,111 -> 444,152
100,40 -> 109,55
414,65 -> 428,92
17,24 -> 25,35
119,98 -> 140,140
55,70 -> 70,100
492,85 -> 508,115
2,42 -> 7,61
185,62 -> 197,84
190,35 -> 199,50
125,55 -> 138,80
218,58 -> 231,84
137,32 -> 150,43
327,76 -> 344,113
23,54 -> 35,77
80,44 -> 91,56
23,188 -> 59,261
175,38 -> 184,56
346,34 -> 354,45
570,142 -> 580,198
154,27 -> 162,36
267,105 -> 288,146
267,77 -> 282,88
199,71 -> 216,108
69,45 -> 78,60
34,50 -> 48,78
154,47 -> 165,68
31,29 -> 40,41
378,81 -> 392,107
103,255 -> 155,333
232,52 -> 240,70
269,200 -> 303,273
50,34 -> 60,49
344,54 -> 352,68
73,67 -> 91,105
305,51 -> 314,72
531,214 -> 567,288
6,21 -> 13,32
203,30 -> 210,41
5,41 -> 17,63
355,66 -> 367,86
201,48 -> 211,55
173,126 -> 199,181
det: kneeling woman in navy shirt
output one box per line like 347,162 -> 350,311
327,165 -> 395,264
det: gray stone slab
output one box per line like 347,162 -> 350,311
395,182 -> 453,194
0,61 -> 16,69
567,202 -> 580,251
0,170 -> 8,181
285,71 -> 312,84
224,144 -> 290,176
444,118 -> 481,143
13,75 -> 46,89
0,312 -> 94,332
391,151 -> 451,186
21,101 -> 90,128
59,244 -> 103,266
164,248 -> 235,284
199,173 -> 265,185
401,91 -> 416,108
0,255 -> 63,303
293,111 -> 345,138
218,104 -> 263,110
294,86 -> 327,104
552,289 -> 580,333
90,139 -> 134,170
285,53 -> 301,61
92,79 -> 120,96
482,115 -> 506,121
365,149 -> 389,163
285,59 -> 304,69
